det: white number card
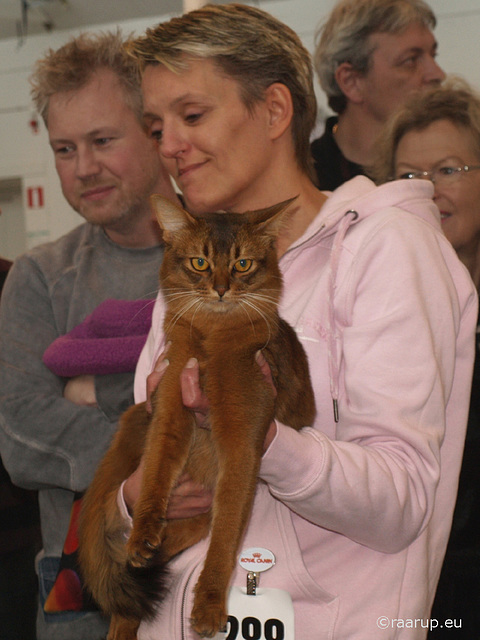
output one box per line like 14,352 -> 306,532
212,586 -> 295,640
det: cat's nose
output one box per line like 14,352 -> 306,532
214,284 -> 229,298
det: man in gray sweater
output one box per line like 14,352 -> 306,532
0,31 -> 180,640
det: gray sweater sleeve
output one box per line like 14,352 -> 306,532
0,256 -> 132,492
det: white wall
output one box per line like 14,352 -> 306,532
0,0 -> 479,259
0,181 -> 26,260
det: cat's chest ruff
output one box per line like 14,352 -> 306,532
164,309 -> 276,364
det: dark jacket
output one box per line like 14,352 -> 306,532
311,116 -> 364,191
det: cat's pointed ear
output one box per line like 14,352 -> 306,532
150,195 -> 195,243
253,196 -> 299,236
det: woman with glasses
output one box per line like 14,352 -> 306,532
372,78 -> 480,286
372,77 -> 480,638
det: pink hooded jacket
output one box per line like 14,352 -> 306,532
127,176 -> 477,639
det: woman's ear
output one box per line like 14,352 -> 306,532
264,83 -> 294,140
335,62 -> 365,105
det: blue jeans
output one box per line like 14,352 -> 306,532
37,556 -> 109,640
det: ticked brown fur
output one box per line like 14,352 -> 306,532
78,196 -> 316,639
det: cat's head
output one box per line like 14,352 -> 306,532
150,195 -> 296,320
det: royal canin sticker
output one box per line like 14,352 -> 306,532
239,547 -> 276,573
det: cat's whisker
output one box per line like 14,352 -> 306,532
121,298 -> 158,333
239,299 -> 274,346
165,296 -> 203,333
130,287 -> 162,302
189,300 -> 205,338
164,294 -> 197,307
243,292 -> 279,306
168,296 -> 188,314
237,300 -> 258,335
172,294 -> 202,326
163,291 -> 204,314
241,294 -> 280,324
163,289 -> 196,301
164,299 -> 196,334
242,301 -> 271,327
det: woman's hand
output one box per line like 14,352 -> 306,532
178,358 -> 210,428
178,351 -> 277,447
165,473 -> 213,519
63,375 -> 98,407
146,343 -> 209,426
123,462 -> 212,519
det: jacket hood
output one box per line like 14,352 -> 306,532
294,175 -> 439,250
284,176 -> 440,423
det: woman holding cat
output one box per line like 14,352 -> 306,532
90,6 -> 477,639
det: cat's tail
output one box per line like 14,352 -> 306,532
78,401 -> 169,622
81,487 -> 169,621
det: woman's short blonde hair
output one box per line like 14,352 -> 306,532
128,3 -> 317,179
370,77 -> 480,184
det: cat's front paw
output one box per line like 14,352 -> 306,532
191,589 -> 228,638
126,517 -> 167,567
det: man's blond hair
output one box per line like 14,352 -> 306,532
30,30 -> 143,126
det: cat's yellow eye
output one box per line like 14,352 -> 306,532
234,259 -> 253,273
190,257 -> 209,272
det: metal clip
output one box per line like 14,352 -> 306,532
333,398 -> 339,423
246,571 -> 258,596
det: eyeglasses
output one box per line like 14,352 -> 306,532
397,164 -> 480,186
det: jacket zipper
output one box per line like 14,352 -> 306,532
181,564 -> 199,640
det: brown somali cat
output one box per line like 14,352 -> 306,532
78,195 -> 316,639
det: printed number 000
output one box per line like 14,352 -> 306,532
225,615 -> 285,640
